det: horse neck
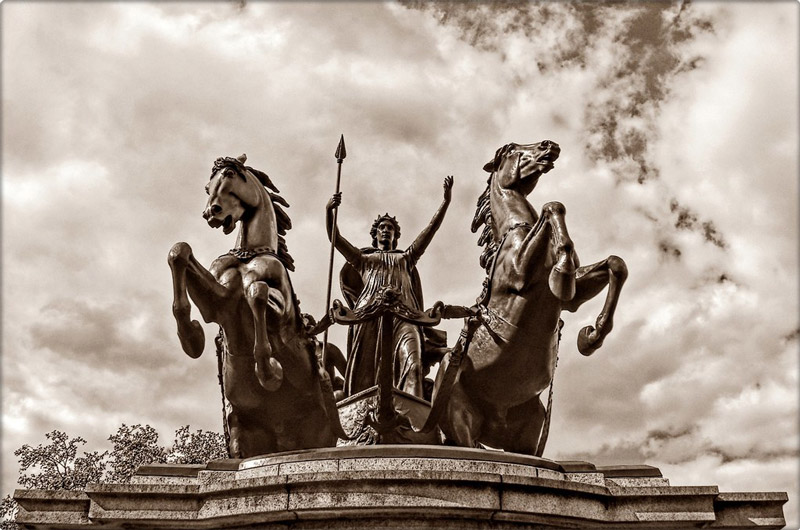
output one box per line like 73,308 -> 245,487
235,186 -> 279,251
489,176 -> 538,237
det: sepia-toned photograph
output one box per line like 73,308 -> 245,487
2,1 -> 797,528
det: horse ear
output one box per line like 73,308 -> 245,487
483,145 -> 506,173
236,154 -> 247,164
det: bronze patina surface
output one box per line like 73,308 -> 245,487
433,141 -> 628,456
168,155 -> 339,458
13,141 -> 787,529
325,176 -> 452,399
167,144 -> 630,457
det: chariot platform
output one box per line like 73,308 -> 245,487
15,445 -> 787,529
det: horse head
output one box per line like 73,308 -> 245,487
483,140 -> 560,196
203,154 -> 281,235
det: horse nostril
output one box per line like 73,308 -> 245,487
211,204 -> 222,215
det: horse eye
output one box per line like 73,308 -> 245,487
224,169 -> 234,177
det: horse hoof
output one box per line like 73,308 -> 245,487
256,358 -> 283,391
179,320 -> 205,358
577,326 -> 602,356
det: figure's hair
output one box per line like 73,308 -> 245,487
211,156 -> 296,271
370,214 -> 401,249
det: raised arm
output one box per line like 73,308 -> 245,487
326,193 -> 362,266
408,176 -> 453,262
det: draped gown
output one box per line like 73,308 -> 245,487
341,247 -> 426,398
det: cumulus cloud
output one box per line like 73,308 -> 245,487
2,2 -> 797,526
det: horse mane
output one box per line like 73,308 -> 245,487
246,165 -> 295,272
471,180 -> 498,273
472,143 -> 514,273
211,157 -> 295,272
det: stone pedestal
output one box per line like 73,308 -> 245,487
15,445 -> 787,529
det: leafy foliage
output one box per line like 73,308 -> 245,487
14,430 -> 106,491
105,424 -> 226,482
5,423 -> 226,527
106,424 -> 166,483
166,426 -> 227,464
1,495 -> 19,530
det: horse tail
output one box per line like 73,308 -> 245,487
287,271 -> 352,441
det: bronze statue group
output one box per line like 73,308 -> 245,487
168,140 -> 626,458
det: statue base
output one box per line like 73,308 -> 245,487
15,445 -> 787,529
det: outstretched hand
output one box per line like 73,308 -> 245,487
327,192 -> 342,211
443,175 -> 454,202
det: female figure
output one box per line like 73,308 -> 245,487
326,176 -> 453,398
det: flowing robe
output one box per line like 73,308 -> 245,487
340,248 -> 425,398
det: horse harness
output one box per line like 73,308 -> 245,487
415,221 -> 537,434
417,218 -> 561,455
477,220 -> 534,304
227,246 -> 281,263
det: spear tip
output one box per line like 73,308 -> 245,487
335,134 -> 346,161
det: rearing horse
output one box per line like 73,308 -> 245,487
168,154 -> 337,457
435,141 -> 627,456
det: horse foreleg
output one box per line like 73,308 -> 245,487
245,280 -> 284,391
565,255 -> 628,356
542,202 -> 577,301
184,253 -> 231,324
168,242 -> 205,358
513,202 -> 577,300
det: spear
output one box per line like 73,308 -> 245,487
321,134 -> 346,372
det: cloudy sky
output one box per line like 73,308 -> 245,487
2,1 -> 797,525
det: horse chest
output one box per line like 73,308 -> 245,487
210,256 -> 241,283
464,305 -> 559,402
211,258 -> 262,293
